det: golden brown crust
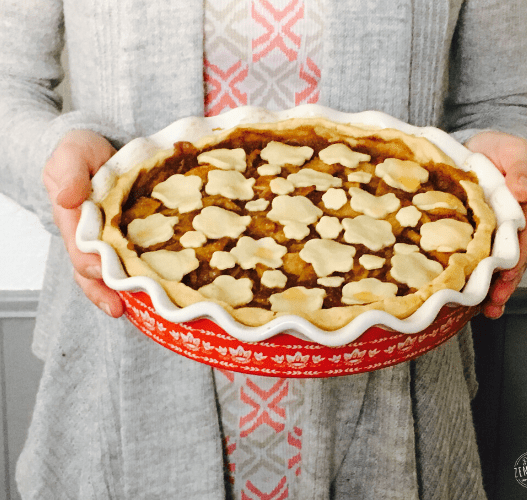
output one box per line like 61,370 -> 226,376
100,117 -> 496,331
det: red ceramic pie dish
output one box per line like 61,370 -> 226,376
76,105 -> 525,377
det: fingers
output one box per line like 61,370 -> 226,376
483,276 -> 517,319
53,203 -> 102,277
42,130 -> 122,317
483,208 -> 527,319
466,132 -> 527,317
74,270 -> 124,318
53,201 -> 124,317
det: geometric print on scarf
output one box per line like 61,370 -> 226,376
205,1 -> 324,496
204,0 -> 324,116
214,370 -> 306,500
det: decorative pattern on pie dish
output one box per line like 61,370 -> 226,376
77,106 -> 525,345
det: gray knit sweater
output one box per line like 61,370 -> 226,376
1,0 -> 527,498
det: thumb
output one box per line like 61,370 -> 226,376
503,159 -> 527,203
53,154 -> 95,209
465,131 -> 527,203
44,130 -> 116,209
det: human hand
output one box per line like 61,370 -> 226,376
465,131 -> 527,319
42,129 -> 124,317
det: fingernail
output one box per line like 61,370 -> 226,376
56,188 -> 72,207
99,302 -> 113,316
485,304 -> 505,319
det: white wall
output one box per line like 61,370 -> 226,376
0,195 -> 50,290
0,50 -> 70,292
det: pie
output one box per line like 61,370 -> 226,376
99,117 -> 496,330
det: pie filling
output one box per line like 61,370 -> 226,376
100,118 -> 496,330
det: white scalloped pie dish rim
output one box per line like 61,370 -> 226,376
77,105 -> 525,347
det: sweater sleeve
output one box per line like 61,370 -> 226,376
445,0 -> 527,144
0,0 -> 130,236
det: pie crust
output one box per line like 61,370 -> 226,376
100,117 -> 496,331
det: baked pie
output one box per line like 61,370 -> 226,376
100,118 -> 496,330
